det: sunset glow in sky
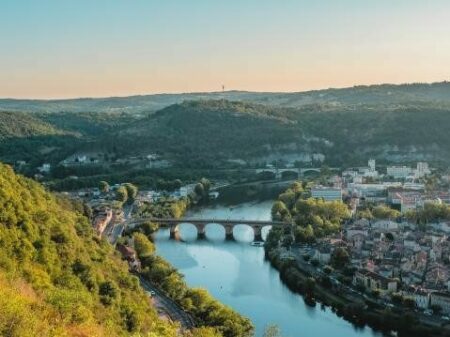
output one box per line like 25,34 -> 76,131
1,0 -> 450,98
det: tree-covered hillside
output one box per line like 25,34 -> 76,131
0,163 -> 217,337
114,100 -> 303,165
3,86 -> 450,176
0,111 -> 66,139
110,99 -> 450,166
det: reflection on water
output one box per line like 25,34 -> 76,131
155,201 -> 382,337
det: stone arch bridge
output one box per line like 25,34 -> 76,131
128,218 -> 289,242
255,167 -> 338,179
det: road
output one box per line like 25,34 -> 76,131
138,275 -> 196,330
107,202 -> 134,245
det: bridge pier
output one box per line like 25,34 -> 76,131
224,225 -> 234,241
253,226 -> 263,242
169,225 -> 179,240
196,224 -> 206,240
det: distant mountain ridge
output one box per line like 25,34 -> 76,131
1,81 -> 450,114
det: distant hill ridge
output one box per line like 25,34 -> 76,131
1,81 -> 450,114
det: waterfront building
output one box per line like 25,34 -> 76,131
311,185 -> 342,201
430,292 -> 450,314
353,269 -> 398,293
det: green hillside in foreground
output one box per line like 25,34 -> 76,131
0,163 -> 223,337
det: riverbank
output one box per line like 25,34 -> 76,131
124,198 -> 255,337
264,239 -> 447,337
153,201 -> 387,337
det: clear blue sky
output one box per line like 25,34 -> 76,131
1,0 -> 450,98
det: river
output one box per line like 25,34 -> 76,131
154,200 -> 383,337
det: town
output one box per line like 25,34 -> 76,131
272,159 -> 450,327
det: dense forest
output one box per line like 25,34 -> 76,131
0,163 -> 225,337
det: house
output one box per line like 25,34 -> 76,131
403,288 -> 430,309
313,245 -> 332,264
371,220 -> 399,232
117,244 -> 141,271
37,163 -> 51,174
353,269 -> 398,293
430,292 -> 450,314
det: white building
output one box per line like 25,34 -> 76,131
430,292 -> 450,314
371,220 -> 399,231
415,162 -> 431,178
387,166 -> 413,179
311,186 -> 342,201
368,159 -> 376,171
38,163 -> 51,173
362,159 -> 379,177
347,182 -> 402,198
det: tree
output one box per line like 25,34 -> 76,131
116,186 -> 128,203
263,325 -> 283,337
200,178 -> 211,192
431,304 -> 442,314
99,281 -> 118,305
133,232 -> 155,258
371,289 -> 381,298
330,247 -> 350,269
403,297 -> 416,309
372,205 -> 400,219
305,277 -> 316,296
99,180 -> 109,193
141,221 -> 159,236
271,201 -> 289,221
194,183 -> 205,197
385,232 -> 394,241
123,183 -> 138,201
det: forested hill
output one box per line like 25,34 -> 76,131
2,81 -> 450,114
0,110 -> 67,139
0,163 -> 197,337
2,93 -> 450,167
114,100 -> 304,164
110,99 -> 450,166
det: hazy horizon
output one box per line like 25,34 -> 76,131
2,79 -> 450,101
2,0 -> 450,99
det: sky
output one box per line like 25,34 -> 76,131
1,0 -> 450,99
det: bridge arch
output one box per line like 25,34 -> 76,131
300,168 -> 321,176
170,222 -> 198,241
203,223 -> 225,241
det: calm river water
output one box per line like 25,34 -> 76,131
154,201 -> 383,337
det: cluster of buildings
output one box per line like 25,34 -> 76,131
136,184 -> 197,204
299,216 -> 450,314
311,160 -> 450,215
344,217 -> 450,313
302,160 -> 450,314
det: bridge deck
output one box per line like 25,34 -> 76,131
129,217 -> 288,227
